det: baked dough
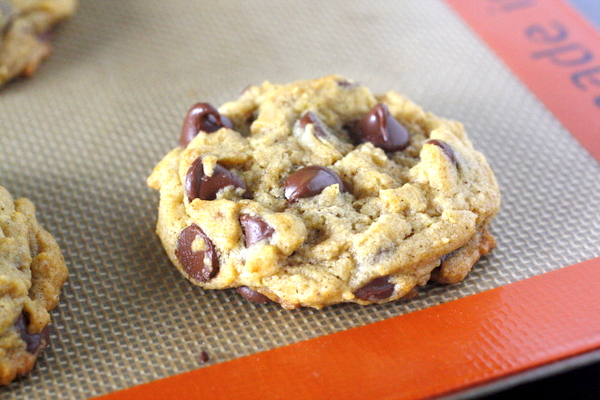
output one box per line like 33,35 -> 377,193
148,75 -> 500,309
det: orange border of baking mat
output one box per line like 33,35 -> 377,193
444,0 -> 600,163
94,257 -> 600,400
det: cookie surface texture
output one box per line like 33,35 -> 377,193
0,185 -> 67,384
0,0 -> 77,87
147,75 -> 500,309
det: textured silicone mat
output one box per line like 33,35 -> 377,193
0,1 -> 599,399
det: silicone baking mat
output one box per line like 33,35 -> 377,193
1,1 -> 599,399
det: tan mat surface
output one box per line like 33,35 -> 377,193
1,1 -> 599,398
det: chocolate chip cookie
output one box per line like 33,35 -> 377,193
0,185 -> 67,384
0,0 -> 77,87
147,75 -> 500,309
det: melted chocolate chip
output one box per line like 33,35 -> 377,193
180,103 -> 233,147
185,158 -> 246,201
426,139 -> 457,165
199,350 -> 210,363
440,252 -> 451,263
354,276 -> 395,301
14,313 -> 50,354
176,224 -> 219,282
284,166 -> 347,202
440,246 -> 460,263
236,286 -> 271,304
337,79 -> 355,87
240,214 -> 274,247
299,111 -> 327,137
351,103 -> 410,152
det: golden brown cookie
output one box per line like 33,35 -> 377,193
0,0 -> 77,87
0,185 -> 67,384
148,75 -> 500,309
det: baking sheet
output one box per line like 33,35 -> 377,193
1,1 -> 599,399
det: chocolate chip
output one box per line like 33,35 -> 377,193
14,313 -> 50,354
284,166 -> 347,202
299,111 -> 328,137
180,103 -> 233,147
354,276 -> 394,301
337,79 -> 355,87
185,158 -> 246,201
298,111 -> 316,129
351,103 -> 410,152
240,214 -> 274,247
236,286 -> 271,304
426,139 -> 457,165
199,350 -> 210,363
176,224 -> 219,282
440,250 -> 453,263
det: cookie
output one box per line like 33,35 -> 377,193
147,75 -> 500,309
0,0 -> 77,87
0,185 -> 67,384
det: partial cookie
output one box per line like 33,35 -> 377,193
0,185 -> 68,385
0,0 -> 77,87
148,75 -> 500,309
